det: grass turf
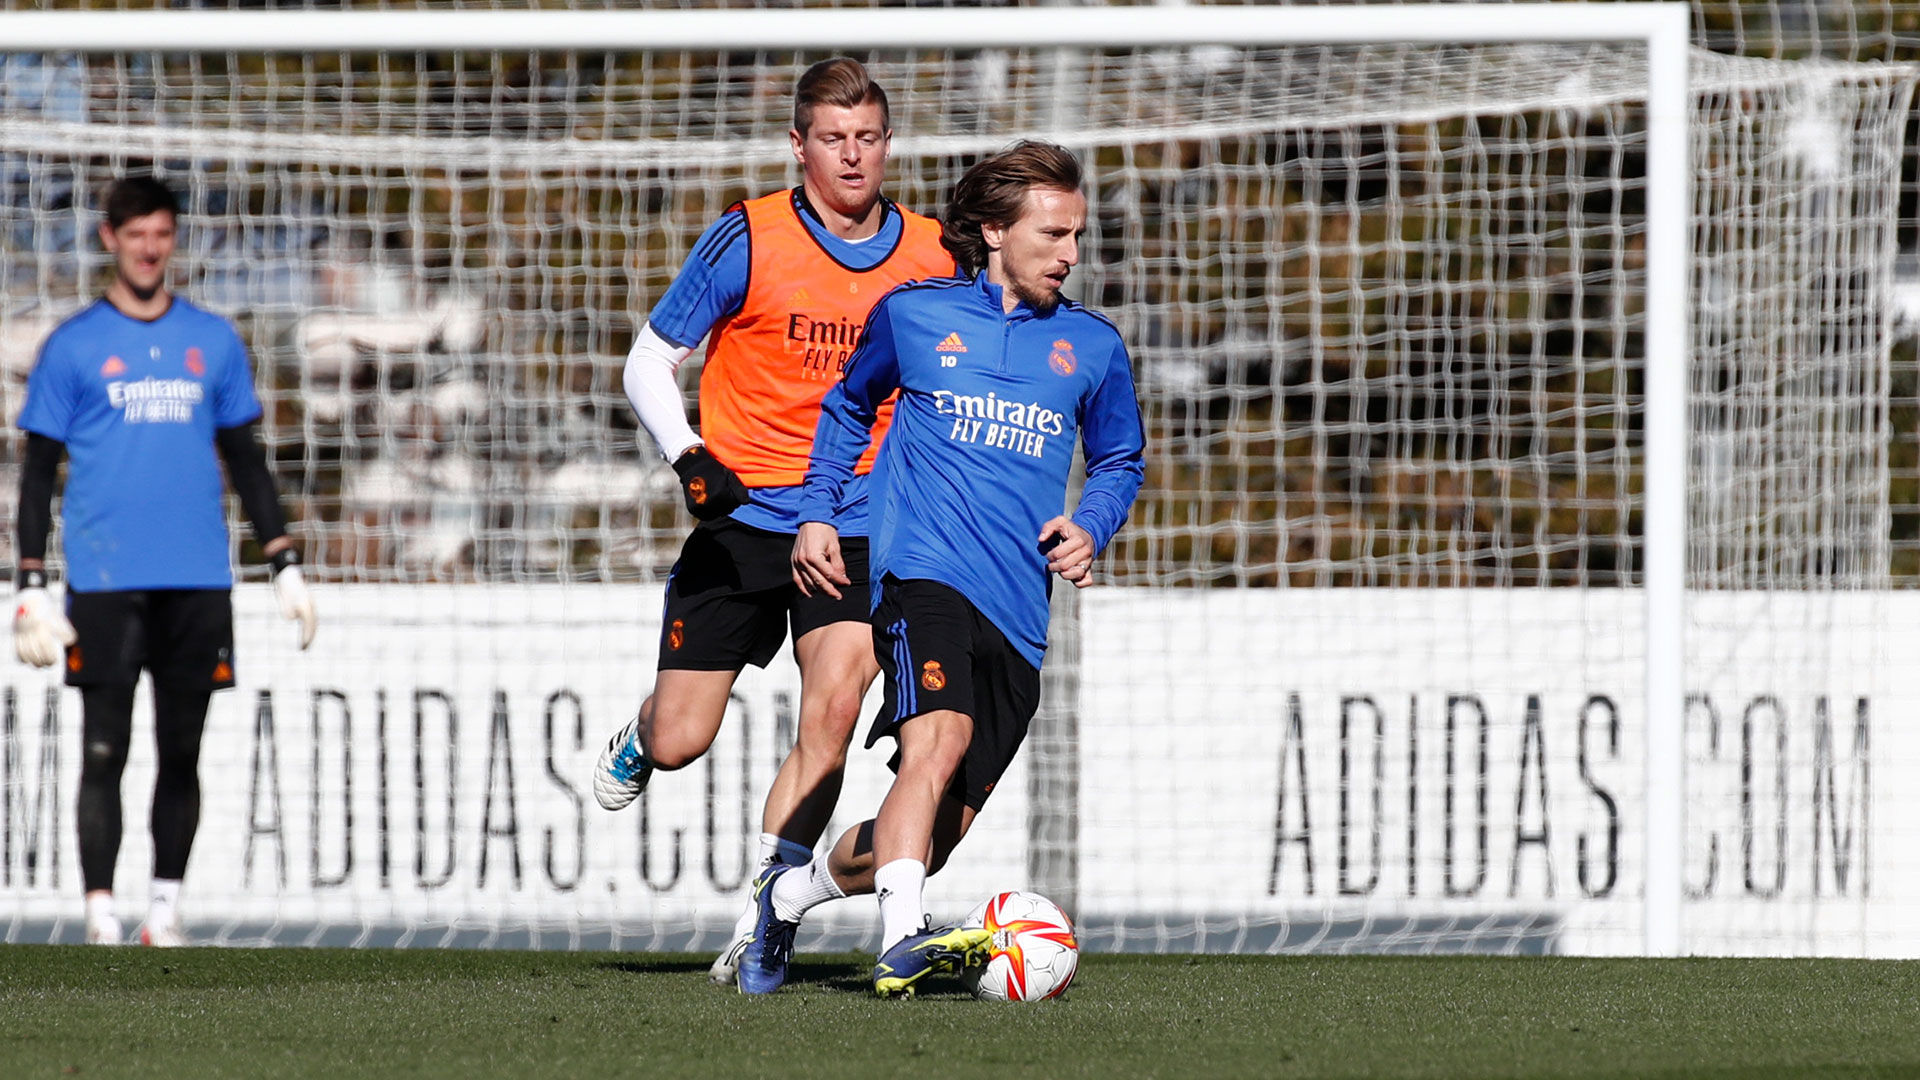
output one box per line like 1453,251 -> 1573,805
2,948 -> 1918,1079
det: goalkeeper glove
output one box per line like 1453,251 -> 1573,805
12,571 -> 75,669
672,445 -> 749,521
271,547 -> 318,650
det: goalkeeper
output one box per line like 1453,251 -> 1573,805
12,174 -> 316,947
590,58 -> 953,985
742,141 -> 1145,996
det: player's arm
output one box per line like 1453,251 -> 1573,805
627,208 -> 752,520
215,423 -> 315,649
1042,338 -> 1147,588
13,432 -> 75,667
793,296 -> 903,598
14,338 -> 78,667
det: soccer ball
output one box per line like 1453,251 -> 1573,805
960,891 -> 1079,1002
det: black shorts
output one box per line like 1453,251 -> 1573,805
64,588 -> 236,691
657,517 -> 872,671
867,576 -> 1041,811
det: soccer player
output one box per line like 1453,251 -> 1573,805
589,58 -> 953,984
12,174 -> 317,946
745,140 -> 1146,996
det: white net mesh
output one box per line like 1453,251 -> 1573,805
0,28 -> 1914,954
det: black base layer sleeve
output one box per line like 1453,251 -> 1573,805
214,422 -> 289,549
16,432 -> 63,570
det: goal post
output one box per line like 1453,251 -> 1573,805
0,5 -> 1908,958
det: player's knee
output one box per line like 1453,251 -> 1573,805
153,745 -> 202,780
791,712 -> 854,772
81,737 -> 128,775
900,732 -> 968,785
644,720 -> 713,771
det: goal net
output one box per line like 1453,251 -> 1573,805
0,9 -> 1914,956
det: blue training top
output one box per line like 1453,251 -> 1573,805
799,273 -> 1147,667
646,191 -> 911,538
18,297 -> 263,591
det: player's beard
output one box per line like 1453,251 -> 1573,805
1009,276 -> 1063,313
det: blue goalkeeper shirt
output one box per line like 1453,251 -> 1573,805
17,297 -> 264,591
646,192 -> 913,538
799,273 -> 1146,666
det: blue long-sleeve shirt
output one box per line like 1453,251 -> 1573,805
799,273 -> 1146,666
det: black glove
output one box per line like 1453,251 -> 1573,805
672,446 -> 749,521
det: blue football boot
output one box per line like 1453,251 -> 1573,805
872,920 -> 992,998
737,864 -> 800,995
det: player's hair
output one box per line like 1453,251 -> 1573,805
792,58 -> 890,136
940,140 -> 1084,275
103,175 -> 181,228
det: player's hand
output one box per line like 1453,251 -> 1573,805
273,564 -> 318,650
792,521 -> 849,600
12,586 -> 75,668
1039,517 -> 1098,589
672,446 -> 749,522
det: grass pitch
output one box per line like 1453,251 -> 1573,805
3,948 -> 1918,1079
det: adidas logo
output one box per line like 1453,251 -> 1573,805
935,332 -> 967,353
790,287 -> 813,305
100,356 -> 126,377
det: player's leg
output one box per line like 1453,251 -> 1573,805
711,616 -> 875,985
739,786 -> 981,996
765,619 -> 875,856
738,577 -> 983,994
760,533 -> 881,845
139,588 -> 234,946
867,587 -> 1040,996
816,788 -> 976,897
594,668 -> 737,809
76,683 -> 135,945
66,589 -> 146,946
594,522 -> 787,810
865,710 -> 999,997
869,707 -> 971,932
146,679 -> 211,946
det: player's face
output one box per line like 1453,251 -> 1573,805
985,186 -> 1085,313
791,101 -> 890,220
100,210 -> 177,302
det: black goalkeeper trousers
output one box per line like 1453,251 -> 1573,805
76,682 -> 214,892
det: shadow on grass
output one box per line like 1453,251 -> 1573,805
596,955 -> 974,999
595,958 -> 714,976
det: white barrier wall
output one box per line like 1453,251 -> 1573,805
1079,589 -> 1898,956
0,585 -> 1030,945
1,584 -> 1906,955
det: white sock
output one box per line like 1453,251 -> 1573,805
728,834 -> 818,942
771,857 -> 846,923
874,858 -> 928,952
149,878 -> 182,927
760,833 -> 813,869
86,891 -> 115,925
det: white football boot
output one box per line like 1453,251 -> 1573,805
140,918 -> 188,947
85,911 -> 124,945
